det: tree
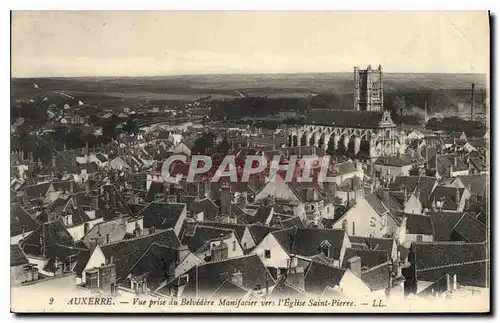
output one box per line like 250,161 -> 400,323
193,133 -> 216,154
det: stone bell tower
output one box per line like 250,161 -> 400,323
354,64 -> 384,112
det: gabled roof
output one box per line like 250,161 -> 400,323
430,186 -> 465,211
429,211 -> 465,241
248,224 -> 281,245
361,262 -> 391,291
281,216 -> 304,229
405,214 -> 434,235
11,244 -> 29,267
348,236 -> 395,251
269,277 -> 311,299
11,203 -> 40,237
291,228 -> 347,260
181,224 -> 234,254
100,229 -> 181,281
253,205 -> 273,224
304,261 -> 347,294
126,243 -> 182,290
454,174 -> 487,197
210,279 -> 251,299
181,254 -> 275,297
343,248 -> 389,270
411,241 -> 488,288
452,213 -> 487,243
271,228 -> 296,254
139,202 -> 186,230
199,221 -> 248,243
24,182 -> 51,199
22,219 -> 75,256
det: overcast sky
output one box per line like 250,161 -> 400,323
11,11 -> 489,77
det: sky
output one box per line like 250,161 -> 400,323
11,11 -> 490,77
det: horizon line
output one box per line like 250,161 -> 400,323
11,71 -> 488,79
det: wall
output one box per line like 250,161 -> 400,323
240,228 -> 256,250
373,164 -> 412,182
254,175 -> 300,202
68,218 -> 104,241
404,194 -> 423,215
332,196 -> 386,238
338,270 -> 372,298
126,217 -> 144,234
11,265 -> 27,285
403,233 -> 433,245
174,253 -> 202,278
82,246 -> 106,284
197,233 -> 244,260
26,255 -> 51,277
252,233 -> 291,270
81,218 -> 127,248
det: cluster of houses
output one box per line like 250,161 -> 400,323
10,117 -> 489,304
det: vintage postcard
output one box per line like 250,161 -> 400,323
10,11 -> 490,313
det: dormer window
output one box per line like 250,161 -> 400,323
319,240 -> 331,258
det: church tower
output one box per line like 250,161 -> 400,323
354,64 -> 384,112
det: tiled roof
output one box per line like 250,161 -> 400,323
361,262 -> 391,291
139,202 -> 186,230
430,186 -> 465,211
429,211 -> 464,241
281,216 -> 304,229
253,205 -> 273,224
11,244 -> 29,267
127,243 -> 181,290
291,228 -> 347,260
405,214 -> 434,235
412,241 -> 488,288
248,224 -> 281,245
100,229 -> 181,281
271,228 -> 296,254
304,261 -> 346,295
452,213 -> 487,243
11,203 -> 40,237
181,224 -> 234,253
348,236 -> 395,251
455,174 -> 487,197
180,254 -> 275,297
22,219 -> 76,256
199,221 -> 247,243
343,248 -> 389,270
210,280 -> 250,299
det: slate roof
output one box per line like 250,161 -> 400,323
304,261 -> 347,295
375,156 -> 414,167
291,228 -> 347,260
281,216 -> 304,229
269,277 -> 310,299
455,174 -> 487,197
24,182 -> 51,199
199,221 -> 247,243
417,273 -> 453,297
22,219 -> 76,256
429,211 -> 464,241
11,244 -> 29,267
248,224 -> 281,245
139,202 -> 186,230
210,280 -> 250,299
405,214 -> 434,235
411,242 -> 488,288
343,248 -> 389,270
348,236 -> 395,252
181,225 -> 234,253
253,205 -> 273,224
451,213 -> 487,243
305,109 -> 388,129
389,176 -> 437,208
11,203 -> 40,237
100,229 -> 181,281
361,262 -> 391,291
145,182 -> 165,202
180,254 -> 275,297
430,186 -> 465,211
271,228 -> 296,254
126,243 -> 181,290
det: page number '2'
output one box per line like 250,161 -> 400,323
49,297 -> 54,305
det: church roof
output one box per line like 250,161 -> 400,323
304,109 -> 391,129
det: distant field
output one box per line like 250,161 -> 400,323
11,72 -> 488,114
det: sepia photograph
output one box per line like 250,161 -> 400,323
9,10 -> 490,313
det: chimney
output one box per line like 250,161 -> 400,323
471,83 -> 475,120
52,153 -> 56,168
70,180 -> 75,194
446,274 -> 452,292
454,156 -> 458,167
110,187 -> 117,209
453,274 -> 458,290
220,184 -> 231,215
85,179 -> 90,194
176,244 -> 190,263
455,187 -> 460,204
149,226 -> 156,235
347,256 -> 361,277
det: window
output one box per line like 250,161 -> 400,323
232,241 -> 236,251
416,235 -> 423,242
106,234 -> 110,244
264,250 -> 271,259
352,222 -> 356,236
